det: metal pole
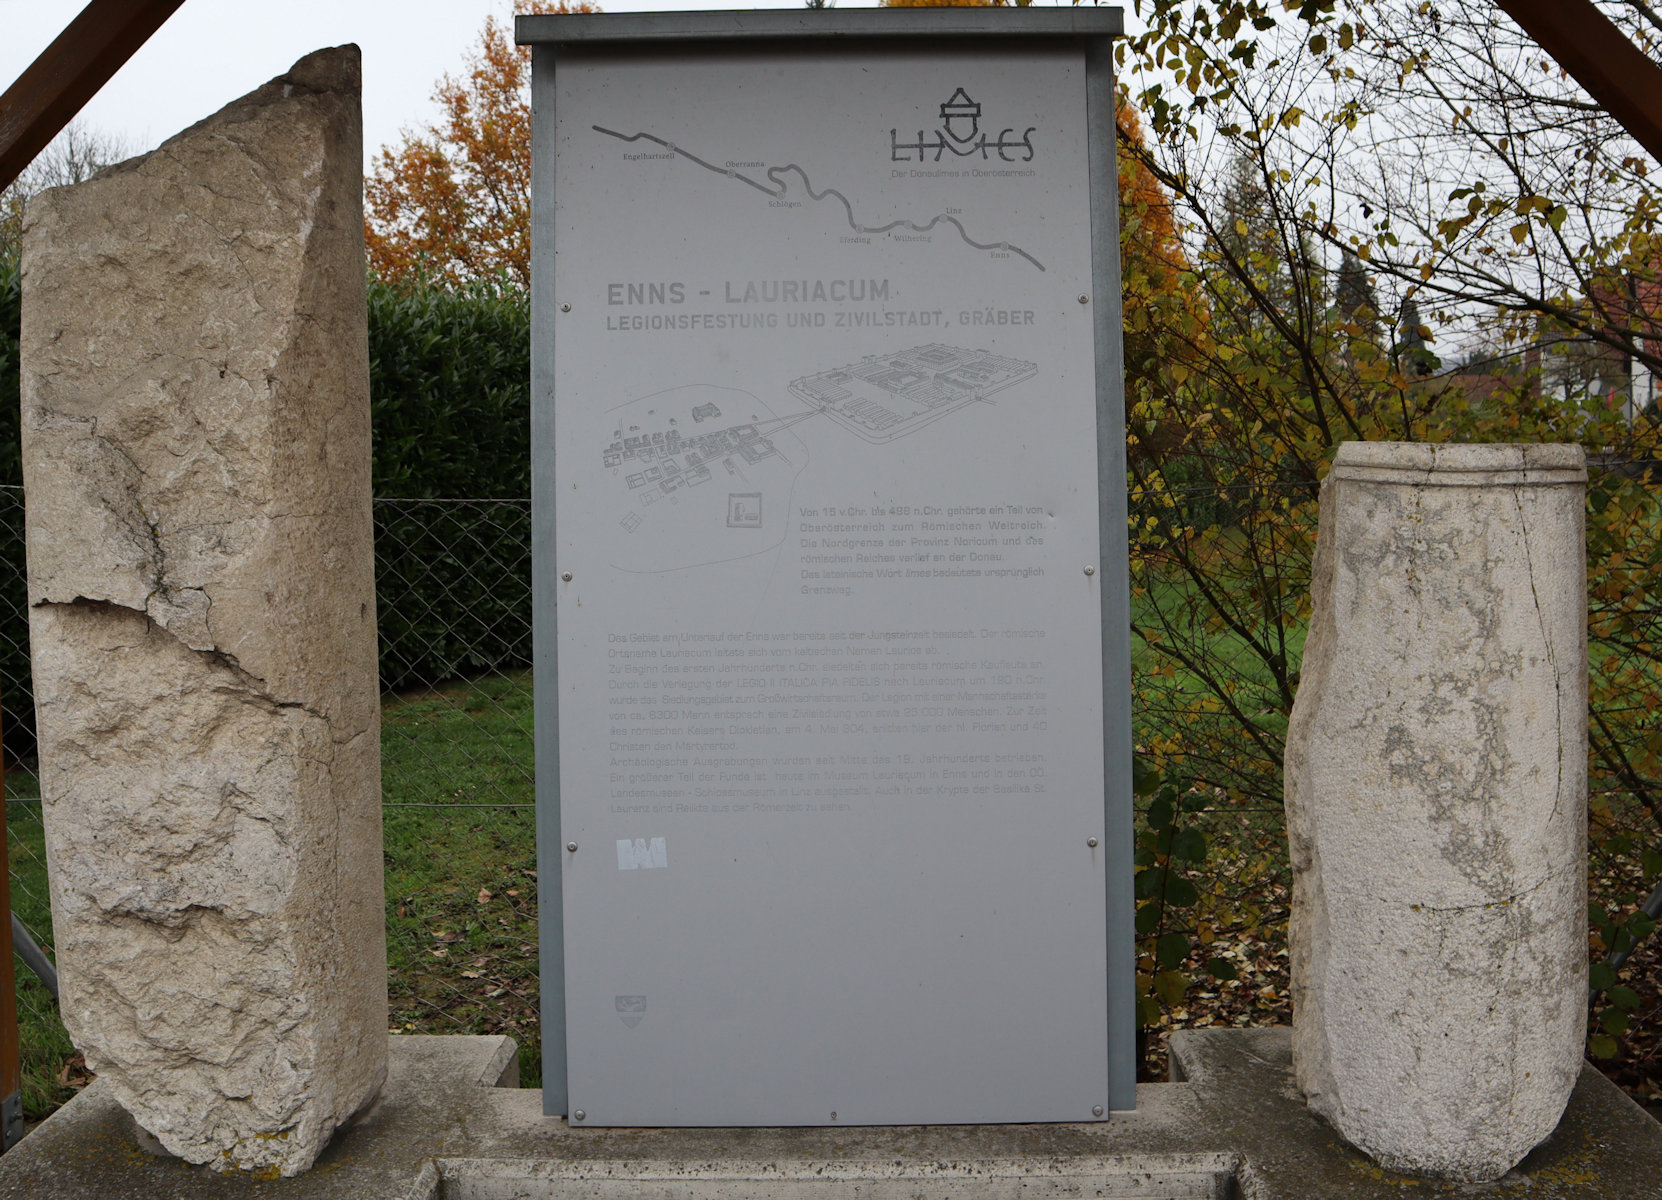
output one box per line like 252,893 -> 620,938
10,915 -> 55,1003
528,41 -> 568,1118
1085,33 -> 1138,1114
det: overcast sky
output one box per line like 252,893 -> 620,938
1,0 -> 1110,173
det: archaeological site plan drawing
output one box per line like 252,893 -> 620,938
600,385 -> 811,574
601,347 -> 1038,571
788,344 -> 1037,443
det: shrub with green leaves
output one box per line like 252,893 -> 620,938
368,274 -> 530,500
0,250 -> 20,484
1133,758 -> 1236,1028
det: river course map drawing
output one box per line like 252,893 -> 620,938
593,125 -> 1047,272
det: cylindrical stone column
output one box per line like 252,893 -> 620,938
1285,441 -> 1587,1182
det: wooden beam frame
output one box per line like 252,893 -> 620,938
1495,0 -> 1662,165
0,0 -> 186,191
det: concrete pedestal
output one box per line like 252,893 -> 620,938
0,1030 -> 1655,1199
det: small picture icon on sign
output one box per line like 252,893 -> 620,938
617,837 -> 668,870
726,492 -> 763,528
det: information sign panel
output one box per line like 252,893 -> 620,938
526,10 -> 1131,1127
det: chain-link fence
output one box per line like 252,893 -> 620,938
372,499 -> 541,1082
3,474 -> 1659,1112
0,485 -> 68,1117
1,493 -> 543,1114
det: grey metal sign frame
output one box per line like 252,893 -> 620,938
518,6 -> 1133,1120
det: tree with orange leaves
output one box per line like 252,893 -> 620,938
365,2 -> 597,288
1115,95 -> 1199,468
369,0 -> 1188,319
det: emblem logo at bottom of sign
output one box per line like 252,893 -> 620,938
615,995 -> 647,1028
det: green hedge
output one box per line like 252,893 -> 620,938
368,276 -> 532,692
368,275 -> 530,500
0,254 -> 20,485
0,256 -> 28,766
0,270 -> 534,759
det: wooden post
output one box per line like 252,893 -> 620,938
0,0 -> 187,190
1494,0 -> 1662,165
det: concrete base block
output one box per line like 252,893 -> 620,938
0,1029 -> 1655,1198
1171,1028 -> 1662,1198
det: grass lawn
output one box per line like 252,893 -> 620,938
7,795 -> 78,1117
8,645 -> 1660,1118
7,668 -> 543,1117
381,668 -> 540,1086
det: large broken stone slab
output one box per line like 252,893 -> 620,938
19,45 -> 386,1177
1285,442 -> 1588,1181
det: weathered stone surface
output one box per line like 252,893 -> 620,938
19,46 -> 385,1177
1285,442 -> 1588,1181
